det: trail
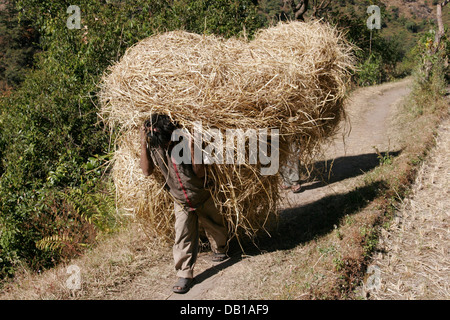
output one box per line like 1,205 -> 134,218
162,78 -> 413,300
0,78 -> 416,300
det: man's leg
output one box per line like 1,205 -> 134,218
282,157 -> 302,193
281,156 -> 300,186
196,197 -> 228,256
280,164 -> 293,188
173,201 -> 198,279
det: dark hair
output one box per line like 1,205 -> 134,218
144,114 -> 178,148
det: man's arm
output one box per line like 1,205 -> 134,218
140,126 -> 154,176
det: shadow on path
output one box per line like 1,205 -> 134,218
191,254 -> 242,286
301,150 -> 401,191
193,150 -> 401,283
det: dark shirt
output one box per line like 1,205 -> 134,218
149,146 -> 211,210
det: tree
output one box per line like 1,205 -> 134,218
423,0 -> 449,80
288,0 -> 309,21
310,0 -> 332,18
288,0 -> 332,21
432,0 -> 449,54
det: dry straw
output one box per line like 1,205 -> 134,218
99,21 -> 355,243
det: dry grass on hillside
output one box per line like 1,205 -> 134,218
363,118 -> 449,300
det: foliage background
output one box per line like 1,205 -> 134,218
0,0 -> 263,279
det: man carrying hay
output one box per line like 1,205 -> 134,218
139,114 -> 229,294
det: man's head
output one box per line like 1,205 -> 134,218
144,114 -> 178,148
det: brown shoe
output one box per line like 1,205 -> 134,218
172,277 -> 194,294
212,252 -> 228,262
291,183 -> 302,194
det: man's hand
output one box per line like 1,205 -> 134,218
140,123 -> 154,176
140,124 -> 149,148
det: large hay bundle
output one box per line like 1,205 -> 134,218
99,21 -> 355,242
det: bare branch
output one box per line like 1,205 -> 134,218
289,0 -> 309,21
311,0 -> 332,18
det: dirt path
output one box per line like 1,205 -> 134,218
0,78 -> 417,300
161,78 -> 413,300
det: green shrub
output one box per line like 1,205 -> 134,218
355,54 -> 384,86
406,21 -> 419,33
0,1 -> 40,89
